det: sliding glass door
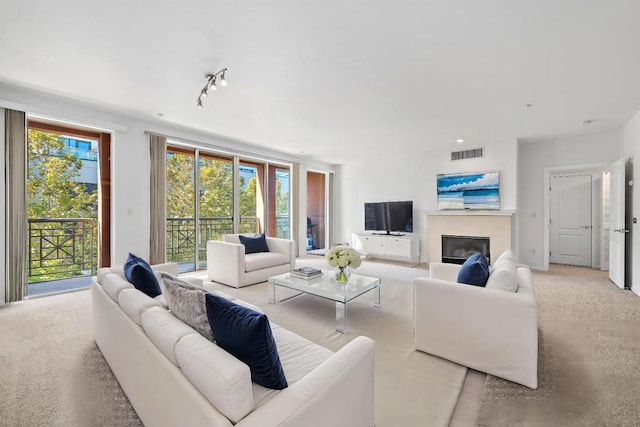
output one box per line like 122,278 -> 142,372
166,143 -> 291,271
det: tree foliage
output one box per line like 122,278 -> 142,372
27,130 -> 97,218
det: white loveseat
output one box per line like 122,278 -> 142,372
93,262 -> 375,427
413,256 -> 538,389
207,234 -> 294,287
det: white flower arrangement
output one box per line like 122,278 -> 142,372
325,245 -> 362,269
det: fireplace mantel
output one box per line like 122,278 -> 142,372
425,212 -> 514,264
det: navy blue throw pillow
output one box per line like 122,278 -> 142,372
456,253 -> 489,287
123,253 -> 162,298
205,293 -> 287,390
238,234 -> 270,254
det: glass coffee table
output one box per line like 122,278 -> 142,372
268,270 -> 381,333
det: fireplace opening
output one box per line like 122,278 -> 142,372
442,235 -> 490,265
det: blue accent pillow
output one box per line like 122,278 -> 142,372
238,234 -> 270,254
456,253 -> 489,287
123,253 -> 162,298
205,293 -> 287,390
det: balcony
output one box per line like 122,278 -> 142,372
26,215 -> 291,295
27,218 -> 98,296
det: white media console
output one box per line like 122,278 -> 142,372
352,233 -> 420,266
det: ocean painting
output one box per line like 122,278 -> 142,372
437,172 -> 500,210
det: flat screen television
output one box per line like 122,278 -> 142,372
364,201 -> 413,235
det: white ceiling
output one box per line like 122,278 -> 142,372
1,0 -> 639,163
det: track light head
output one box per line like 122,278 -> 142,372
197,68 -> 228,108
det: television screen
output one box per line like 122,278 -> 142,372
386,201 -> 413,232
437,172 -> 500,210
364,202 -> 386,231
364,200 -> 413,234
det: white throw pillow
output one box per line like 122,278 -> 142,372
494,250 -> 516,265
486,258 -> 518,292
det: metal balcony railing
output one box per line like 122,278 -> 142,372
28,218 -> 98,283
166,216 -> 262,264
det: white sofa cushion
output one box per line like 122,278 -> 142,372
160,273 -> 213,341
252,323 -> 334,407
118,288 -> 163,325
493,249 -> 516,266
486,258 -> 518,292
245,252 -> 290,272
175,333 -> 255,424
101,272 -> 134,302
141,308 -> 198,366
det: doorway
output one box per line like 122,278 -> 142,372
26,120 -> 111,297
543,163 -> 608,270
306,171 -> 327,253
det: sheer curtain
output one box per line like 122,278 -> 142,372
5,109 -> 27,302
149,134 -> 167,265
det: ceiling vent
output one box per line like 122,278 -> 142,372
451,147 -> 484,161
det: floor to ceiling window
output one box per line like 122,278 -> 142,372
165,143 -> 291,271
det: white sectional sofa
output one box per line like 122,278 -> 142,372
93,262 -> 375,427
207,234 -> 294,288
413,255 -> 538,389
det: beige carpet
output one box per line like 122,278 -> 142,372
0,258 -> 467,427
477,265 -> 640,426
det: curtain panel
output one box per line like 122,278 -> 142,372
5,109 -> 27,303
291,162 -> 300,257
149,134 -> 167,265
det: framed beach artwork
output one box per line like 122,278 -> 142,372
437,171 -> 500,210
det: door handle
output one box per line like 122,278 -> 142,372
581,225 -> 591,229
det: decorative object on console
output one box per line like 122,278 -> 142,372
437,171 -> 500,210
456,253 -> 489,286
124,253 -> 162,298
196,68 -> 228,108
205,293 -> 288,390
326,246 -> 362,282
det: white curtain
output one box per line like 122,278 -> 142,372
149,134 -> 167,265
5,109 -> 27,302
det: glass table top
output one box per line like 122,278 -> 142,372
268,269 -> 381,304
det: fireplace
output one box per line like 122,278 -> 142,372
441,235 -> 490,265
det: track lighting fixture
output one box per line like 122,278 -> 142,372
197,68 -> 227,108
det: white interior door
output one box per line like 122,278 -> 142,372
609,158 -> 626,288
550,174 -> 592,266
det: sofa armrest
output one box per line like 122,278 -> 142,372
266,237 -> 295,269
414,277 -> 538,389
182,277 -> 204,288
207,240 -> 244,286
237,336 -> 375,427
151,262 -> 179,276
428,262 -> 461,282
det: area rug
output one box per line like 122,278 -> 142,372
0,259 -> 467,427
477,265 -> 640,426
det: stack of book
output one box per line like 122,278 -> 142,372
291,267 -> 322,280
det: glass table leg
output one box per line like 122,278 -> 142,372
336,301 -> 347,333
374,285 -> 381,308
268,282 -> 276,304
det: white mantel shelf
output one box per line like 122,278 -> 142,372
424,210 -> 515,216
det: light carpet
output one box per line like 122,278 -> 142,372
0,258 -> 468,427
477,265 -> 640,426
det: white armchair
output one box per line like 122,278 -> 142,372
207,234 -> 294,288
413,262 -> 538,389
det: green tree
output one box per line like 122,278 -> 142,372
27,130 -> 97,218
239,175 -> 257,217
165,153 -> 195,218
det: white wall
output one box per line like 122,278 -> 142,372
336,140 -> 518,262
0,108 -> 5,305
621,109 -> 640,295
0,83 -> 334,268
517,130 -> 622,269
